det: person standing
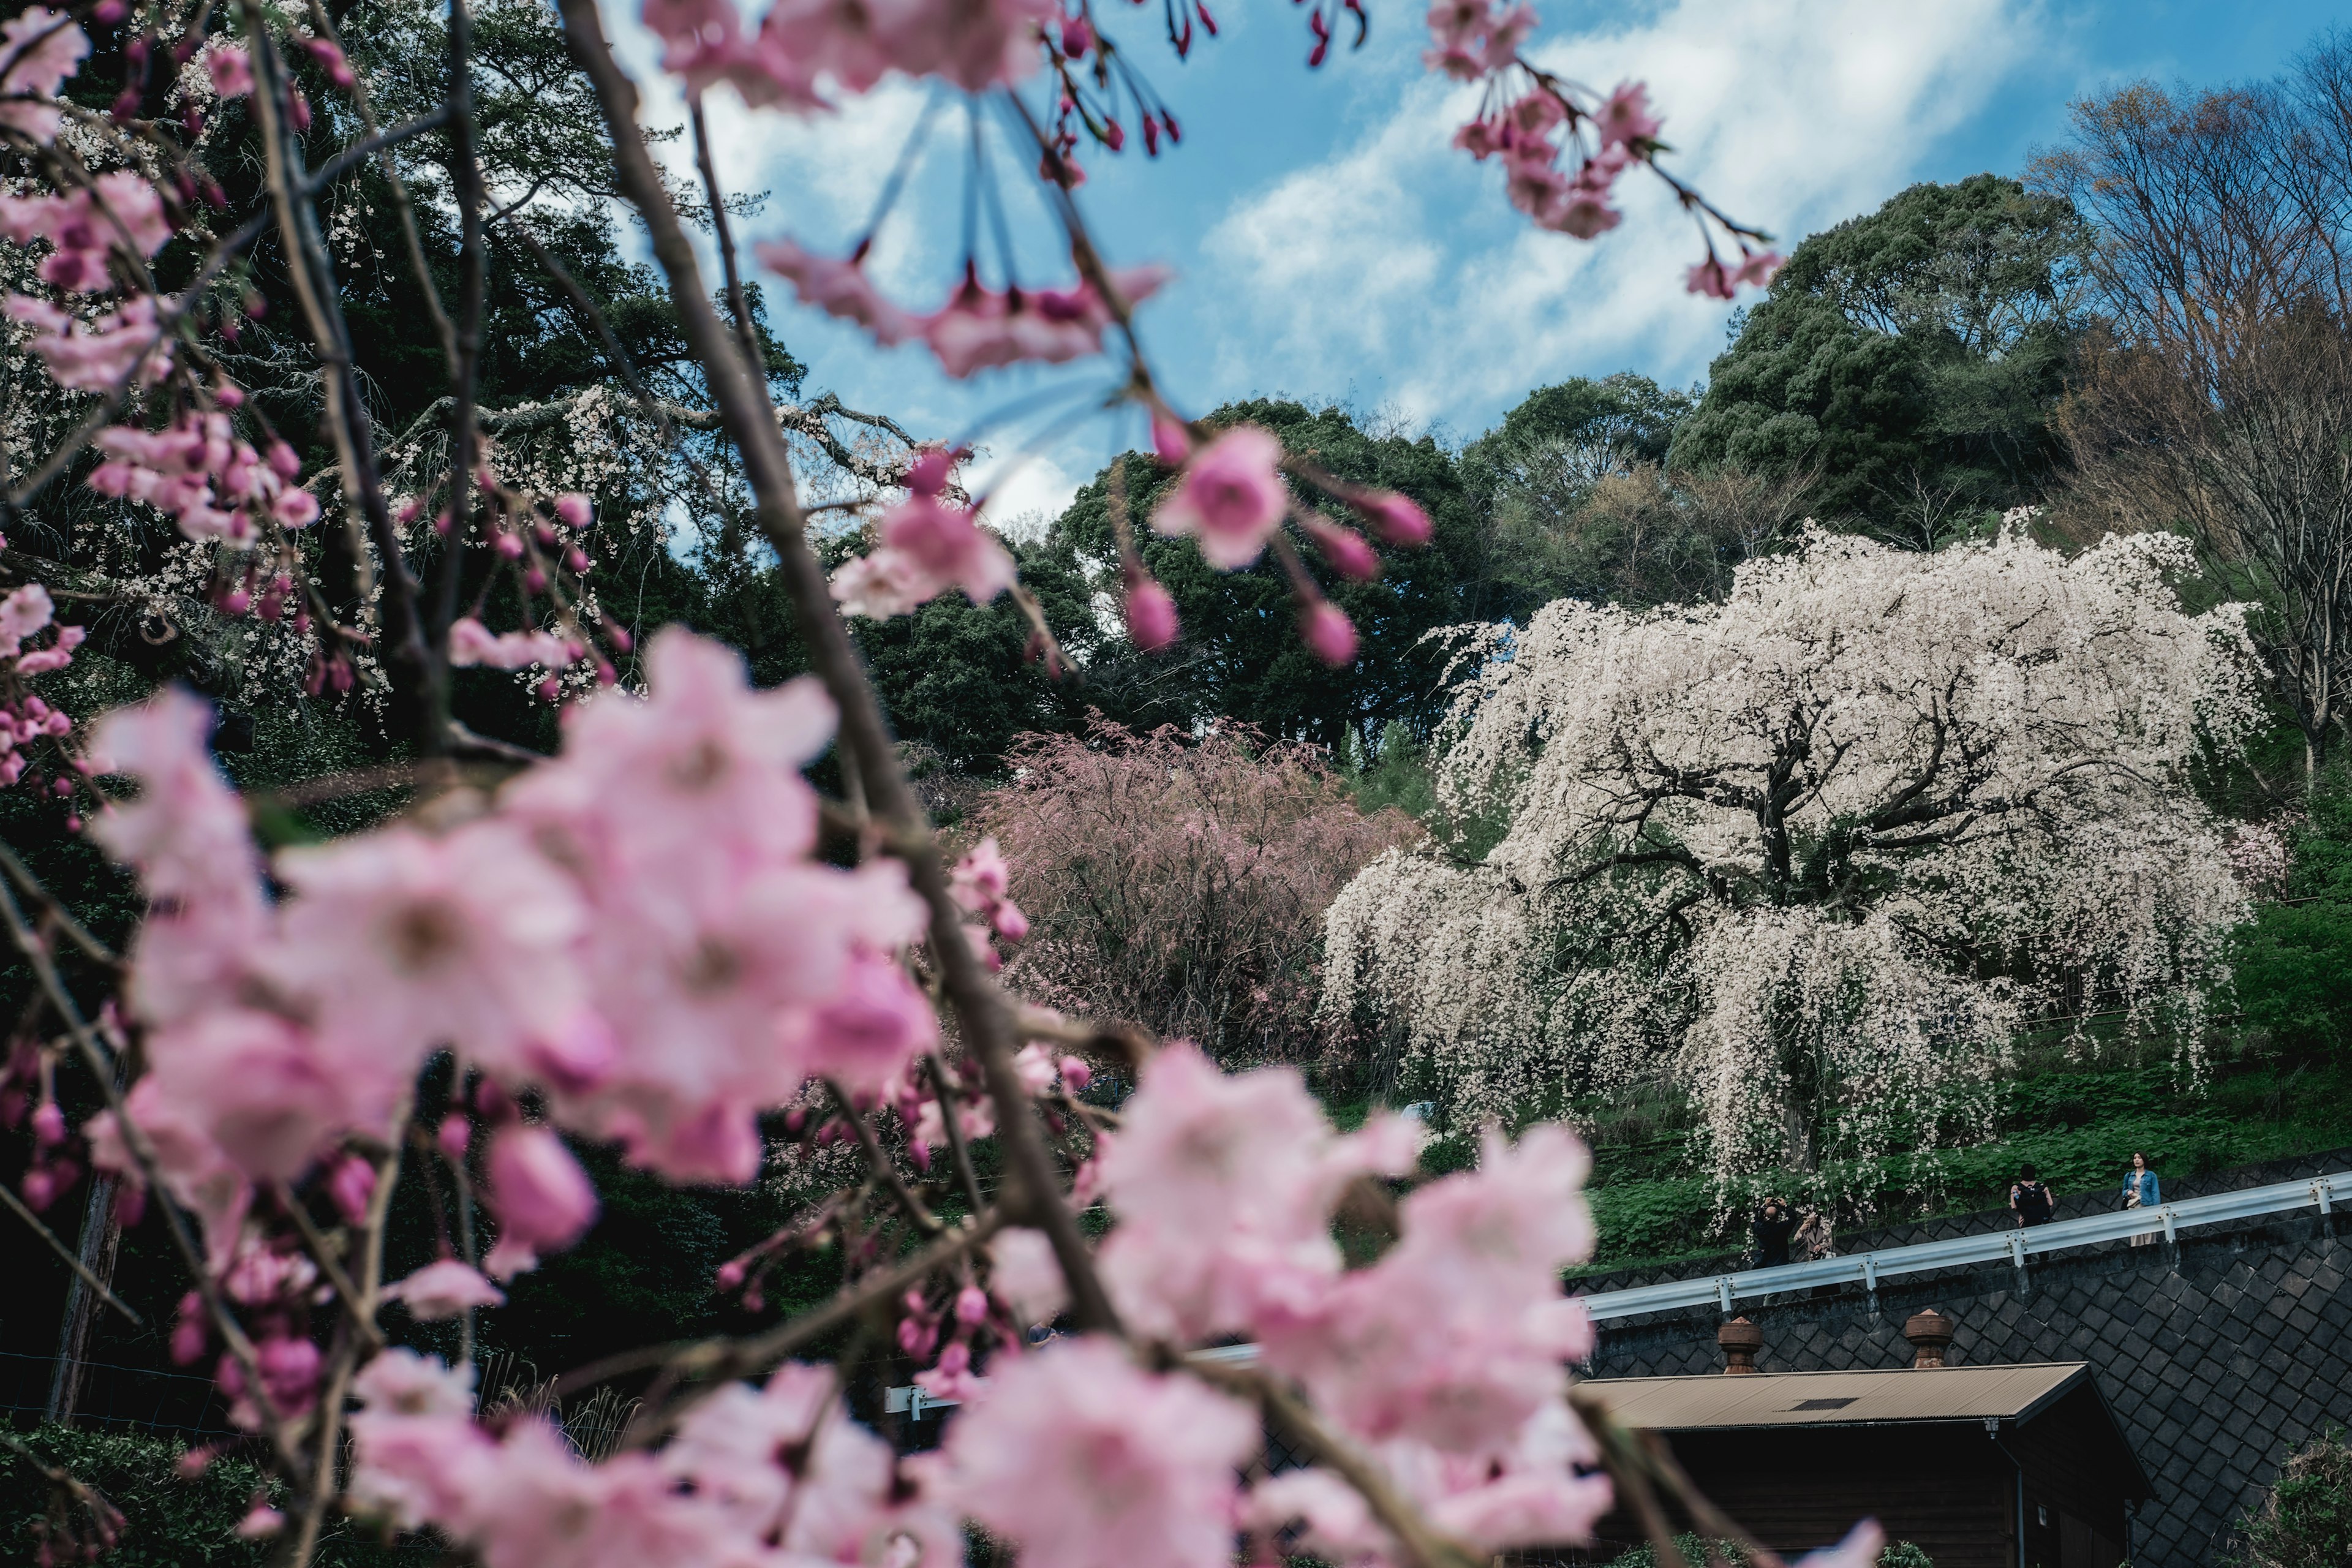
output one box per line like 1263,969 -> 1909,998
2120,1151 -> 2160,1246
2010,1163 -> 2056,1226
1753,1197 -> 1796,1268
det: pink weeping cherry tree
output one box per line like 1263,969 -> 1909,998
0,1 -> 1871,1567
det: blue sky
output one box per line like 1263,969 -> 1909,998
608,0 -> 2347,526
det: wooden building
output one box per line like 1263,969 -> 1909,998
1579,1353 -> 2151,1568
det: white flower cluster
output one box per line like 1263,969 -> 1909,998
1324,527 -> 2266,1203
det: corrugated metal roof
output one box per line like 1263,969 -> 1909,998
1580,1363 -> 2090,1431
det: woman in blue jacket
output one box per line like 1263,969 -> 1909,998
2121,1150 -> 2160,1246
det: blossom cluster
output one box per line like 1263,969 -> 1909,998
320,1041 -> 1613,1568
82,628 -> 940,1311
756,241 -> 1168,380
0,584 -> 84,789
641,0 -> 1057,109
87,410 -> 320,546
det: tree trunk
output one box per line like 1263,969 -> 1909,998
44,1170 -> 121,1425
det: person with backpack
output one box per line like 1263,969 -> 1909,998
2010,1163 -> 2056,1227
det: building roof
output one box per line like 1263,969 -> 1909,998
1579,1363 -> 2092,1431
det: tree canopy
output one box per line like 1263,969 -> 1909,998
1672,174 -> 2086,534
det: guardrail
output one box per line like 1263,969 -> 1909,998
882,1169 -> 2350,1415
1579,1169 -> 2352,1324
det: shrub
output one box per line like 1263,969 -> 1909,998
2230,1431 -> 2352,1568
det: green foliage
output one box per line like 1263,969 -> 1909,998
0,1427 -> 271,1568
2233,766 -> 2352,1054
2228,1430 -> 2352,1568
1673,175 -> 2085,530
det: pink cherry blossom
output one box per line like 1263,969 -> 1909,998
0,9 -> 89,141
1593,80 -> 1661,147
0,171 -> 172,292
1735,249 -> 1785,287
932,1336 -> 1257,1568
748,0 -> 1058,96
555,492 -> 593,527
989,1225 -> 1068,1324
1095,1042 -> 1412,1340
790,951 -> 938,1096
449,616 -> 582,670
6,293 -> 170,392
267,818 -> 589,1079
348,1351 -> 489,1530
202,40 -> 253,98
1151,424 -> 1289,570
828,546 -> 932,618
1686,255 -> 1736,300
1259,1124 -> 1594,1455
0,584 -> 52,653
481,1124 -> 600,1278
919,267 -> 1168,377
385,1259 -> 507,1319
878,492 -> 1017,601
754,238 -> 920,345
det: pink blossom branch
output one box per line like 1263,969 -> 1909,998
0,869 -> 300,1469
1188,1357 -> 1482,1568
554,0 -> 1122,1335
552,1205 -> 1008,1408
826,1078 -> 943,1234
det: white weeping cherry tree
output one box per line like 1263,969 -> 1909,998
1323,523 -> 2266,1205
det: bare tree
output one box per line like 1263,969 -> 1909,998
2038,42 -> 2352,781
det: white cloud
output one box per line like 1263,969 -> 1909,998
971,450 -> 1080,539
1202,0 -> 2040,424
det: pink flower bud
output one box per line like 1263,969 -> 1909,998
956,1285 -> 989,1325
482,1125 -> 599,1279
536,676 -> 562,703
1059,1056 -> 1092,1091
93,0 -> 127,21
935,1341 -> 971,1378
524,567 -> 547,594
992,900 -> 1029,942
30,1100 -> 62,1147
1060,14 -> 1092,54
326,1153 -> 376,1226
176,1447 -> 214,1479
564,546 -> 590,573
1123,570 -> 1178,652
169,1314 -> 206,1365
742,1285 -> 764,1312
288,88 -> 311,132
474,1077 -> 516,1123
1152,412 -> 1192,465
20,1168 -> 55,1210
112,1181 -> 144,1227
1359,491 -> 1432,546
494,532 -> 524,559
715,1259 -> 747,1291
265,442 -> 301,480
1300,600 -> 1357,666
909,1140 -> 932,1172
1309,519 -> 1379,581
221,588 -> 251,616
554,492 -> 592,528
